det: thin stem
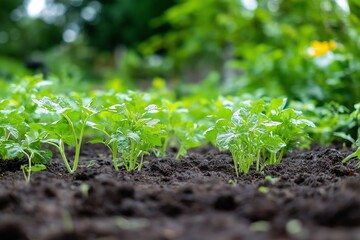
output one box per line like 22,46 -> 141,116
138,152 -> 145,171
73,120 -> 87,172
342,151 -> 358,163
21,151 -> 32,183
63,114 -> 80,172
60,140 -> 75,173
232,152 -> 239,177
111,142 -> 119,171
161,137 -> 169,157
130,140 -> 136,171
277,150 -> 284,164
47,140 -> 73,173
256,149 -> 261,171
5,129 -> 10,141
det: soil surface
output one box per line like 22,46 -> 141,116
0,144 -> 359,240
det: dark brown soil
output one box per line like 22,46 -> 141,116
0,144 -> 359,240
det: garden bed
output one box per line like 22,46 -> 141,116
0,144 -> 359,240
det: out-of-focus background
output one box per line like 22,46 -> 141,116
0,0 -> 359,107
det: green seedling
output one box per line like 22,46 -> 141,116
4,130 -> 50,182
265,175 -> 279,185
90,102 -> 164,171
250,221 -> 271,232
157,100 -> 205,159
0,101 -> 49,182
206,98 -> 314,175
258,186 -> 269,193
32,96 -> 98,174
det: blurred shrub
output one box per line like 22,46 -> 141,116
141,0 -> 360,107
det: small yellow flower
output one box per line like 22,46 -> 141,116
152,77 -> 166,89
308,40 -> 337,57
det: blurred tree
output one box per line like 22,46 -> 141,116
0,0 -> 175,57
0,0 -> 175,79
82,0 -> 175,51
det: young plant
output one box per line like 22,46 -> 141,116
205,98 -> 314,175
32,95 -> 98,174
264,98 -> 316,163
156,100 -> 205,159
0,99 -> 28,142
0,101 -> 50,182
89,93 -> 164,171
4,130 -> 50,182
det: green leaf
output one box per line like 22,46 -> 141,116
334,132 -> 355,144
262,121 -> 282,127
0,124 -> 19,139
30,164 -> 47,172
216,133 -> 237,149
263,135 -> 286,153
127,132 -> 140,142
290,119 -> 316,128
5,143 -> 23,159
231,110 -> 244,126
142,118 -> 160,127
88,138 -> 105,144
33,96 -> 71,114
270,98 -> 287,110
144,104 -> 159,114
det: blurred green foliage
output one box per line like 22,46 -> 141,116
141,0 -> 360,107
0,0 -> 174,80
0,0 -> 359,109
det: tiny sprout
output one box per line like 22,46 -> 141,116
286,219 -> 303,235
265,175 -> 279,184
228,179 -> 238,185
86,160 -> 96,168
250,221 -> 271,232
62,211 -> 74,233
258,186 -> 269,193
114,217 -> 149,230
79,183 -> 90,197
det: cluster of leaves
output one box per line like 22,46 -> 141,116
0,99 -> 50,182
89,92 -> 164,171
290,101 -> 355,144
205,98 -> 315,175
32,95 -> 98,174
5,76 -> 359,182
155,100 -> 205,159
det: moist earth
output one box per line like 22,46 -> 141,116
0,144 -> 359,240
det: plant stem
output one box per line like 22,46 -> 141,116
21,151 -> 33,183
342,149 -> 359,163
72,120 -> 87,172
49,140 -> 74,173
110,142 -> 119,171
138,153 -> 145,171
232,152 -> 239,177
256,149 -> 261,171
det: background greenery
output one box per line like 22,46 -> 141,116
0,0 -> 359,108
